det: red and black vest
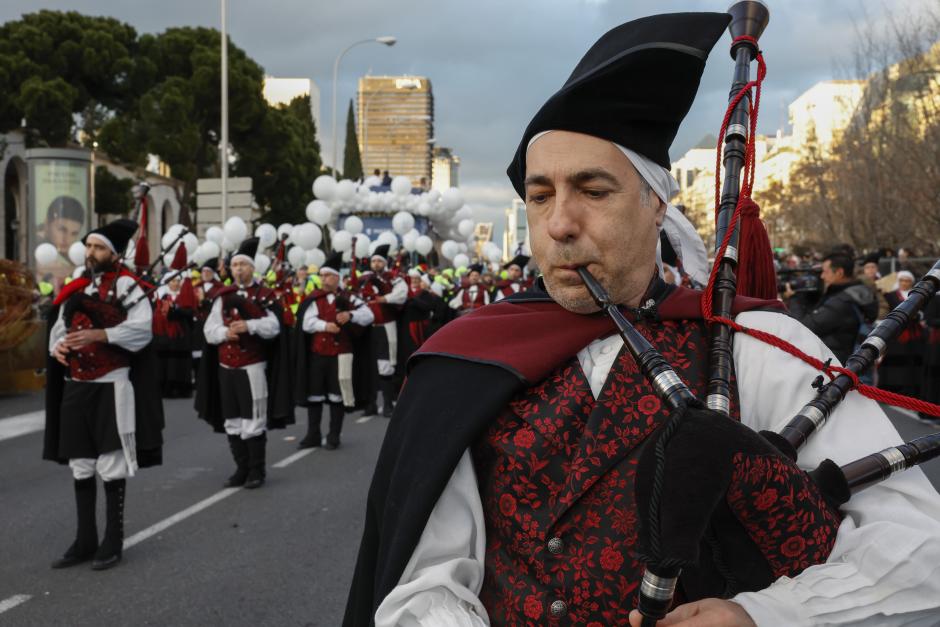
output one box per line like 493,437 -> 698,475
358,271 -> 399,325
460,285 -> 487,311
496,280 -> 523,299
471,318 -> 839,624
153,293 -> 184,340
310,291 -> 356,357
218,286 -> 272,368
65,274 -> 131,381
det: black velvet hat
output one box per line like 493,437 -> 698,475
83,218 -> 138,254
201,257 -> 219,271
468,263 -> 484,275
322,251 -> 344,275
506,12 -> 731,198
372,244 -> 391,260
232,237 -> 259,264
504,254 -> 530,270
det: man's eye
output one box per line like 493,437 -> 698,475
584,189 -> 609,199
528,193 -> 549,204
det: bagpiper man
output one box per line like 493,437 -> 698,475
345,12 -> 940,627
492,254 -> 530,302
43,218 -> 164,571
355,243 -> 407,417
197,237 -> 293,489
448,263 -> 490,314
293,252 -> 374,449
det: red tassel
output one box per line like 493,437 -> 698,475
735,198 -> 776,300
175,273 -> 196,310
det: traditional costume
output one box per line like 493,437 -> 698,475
492,255 -> 530,302
449,264 -> 490,314
879,271 -> 925,398
196,237 -> 293,489
293,252 -> 374,449
355,244 -> 408,417
43,218 -> 164,571
345,12 -> 940,626
152,246 -> 196,398
192,258 -> 221,376
397,271 -> 448,367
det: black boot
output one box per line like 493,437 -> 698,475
298,404 -> 323,449
244,434 -> 267,489
325,403 -> 345,450
224,435 -> 249,488
91,479 -> 125,570
51,477 -> 98,569
379,376 -> 397,418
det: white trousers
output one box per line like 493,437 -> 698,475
70,451 -> 128,481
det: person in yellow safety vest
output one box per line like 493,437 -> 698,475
290,265 -> 319,315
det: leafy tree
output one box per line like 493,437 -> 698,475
93,166 -> 134,214
343,99 -> 362,180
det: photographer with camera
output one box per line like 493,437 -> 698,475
785,250 -> 878,365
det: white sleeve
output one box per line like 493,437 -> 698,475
449,290 -> 464,310
104,277 -> 153,353
375,450 -> 489,627
204,298 -> 228,345
483,289 -> 490,306
350,295 -> 375,326
49,305 -> 66,355
246,308 -> 280,339
302,300 -> 327,333
731,310 -> 940,626
493,290 -> 505,303
385,278 -> 408,305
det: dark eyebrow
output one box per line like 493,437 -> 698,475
568,168 -> 622,189
524,174 -> 552,188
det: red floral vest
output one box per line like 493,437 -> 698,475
218,288 -> 270,368
471,318 -> 838,624
461,285 -> 487,310
65,274 -> 131,381
359,271 -> 398,325
310,292 -> 355,356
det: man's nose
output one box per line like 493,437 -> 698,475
546,190 -> 582,243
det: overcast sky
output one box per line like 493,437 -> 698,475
4,0 -> 936,234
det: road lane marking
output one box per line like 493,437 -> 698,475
356,415 -> 374,424
0,594 -> 31,615
272,447 -> 317,469
0,411 -> 44,443
124,446 -> 321,549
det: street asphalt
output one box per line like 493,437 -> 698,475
0,392 -> 938,626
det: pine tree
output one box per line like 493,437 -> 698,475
342,99 -> 363,180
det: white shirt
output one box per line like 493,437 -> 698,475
301,292 -> 374,333
449,285 -> 490,310
376,311 -> 940,627
49,275 -> 153,384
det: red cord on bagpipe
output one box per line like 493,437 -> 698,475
701,35 -> 940,418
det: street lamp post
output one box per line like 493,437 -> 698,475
332,36 -> 396,178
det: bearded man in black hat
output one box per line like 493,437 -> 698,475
493,254 -> 530,302
198,237 -> 292,489
44,218 -> 164,571
354,244 -> 408,417
346,11 -> 940,627
293,252 -> 374,449
449,263 -> 490,314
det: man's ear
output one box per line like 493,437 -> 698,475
653,196 -> 668,228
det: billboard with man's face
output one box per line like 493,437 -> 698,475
27,149 -> 93,284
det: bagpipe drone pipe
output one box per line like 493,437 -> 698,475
578,266 -> 940,626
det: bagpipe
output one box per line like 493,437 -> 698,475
590,2 -> 940,624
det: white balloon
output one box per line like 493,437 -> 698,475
391,176 -> 412,196
440,240 -> 459,260
442,188 -> 464,211
202,241 -> 221,260
414,235 -> 433,256
332,230 -> 353,253
458,219 -> 475,238
305,248 -> 325,268
206,226 -> 224,245
161,224 -> 185,249
392,211 -> 415,235
224,217 -> 247,245
287,246 -> 306,269
255,223 -> 277,249
306,200 -> 332,226
68,241 -> 86,266
183,232 -> 199,255
336,179 -> 357,201
222,237 -> 236,251
458,243 -> 469,253
354,235 -> 371,258
363,175 -> 382,188
342,249 -> 352,263
452,253 -> 470,269
486,246 -> 502,263
313,175 -> 337,201
293,223 -> 323,250
163,252 -> 175,268
344,216 -> 364,235
377,231 -> 398,248
72,266 -> 85,279
416,201 -> 430,216
34,243 -> 58,266
277,223 -> 293,243
402,233 -> 418,252
427,189 -> 441,203
254,254 -> 271,275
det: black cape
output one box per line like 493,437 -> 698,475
194,295 -> 295,432
342,283 -> 783,625
292,294 -> 373,409
42,303 -> 165,468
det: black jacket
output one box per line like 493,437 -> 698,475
790,281 -> 878,364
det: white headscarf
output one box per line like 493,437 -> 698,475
527,131 -> 709,287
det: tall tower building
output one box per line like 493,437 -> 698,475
431,147 -> 460,190
357,76 -> 434,185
